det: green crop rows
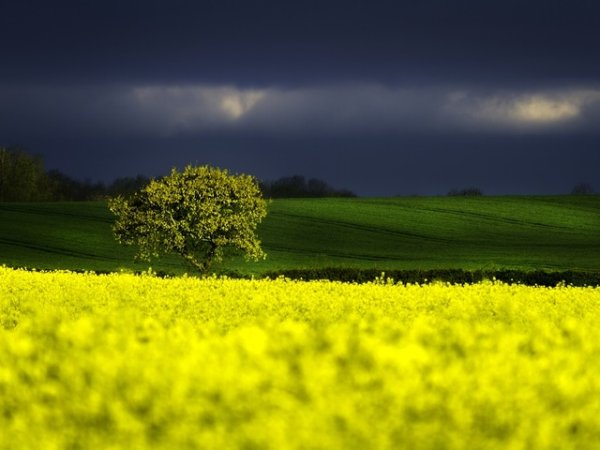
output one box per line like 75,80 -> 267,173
1,196 -> 599,275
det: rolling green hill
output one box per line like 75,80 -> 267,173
1,196 -> 599,275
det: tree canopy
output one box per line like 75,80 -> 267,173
109,165 -> 268,274
0,147 -> 49,201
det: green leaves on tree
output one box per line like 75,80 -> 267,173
109,165 -> 268,274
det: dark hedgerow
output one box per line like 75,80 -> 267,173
15,266 -> 599,286
261,268 -> 600,286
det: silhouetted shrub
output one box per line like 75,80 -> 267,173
448,187 -> 483,197
571,183 -> 594,195
107,175 -> 151,197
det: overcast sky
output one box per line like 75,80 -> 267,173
1,0 -> 599,196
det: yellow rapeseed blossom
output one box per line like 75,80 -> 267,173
2,266 -> 600,449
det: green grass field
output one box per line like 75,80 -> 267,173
1,196 -> 599,275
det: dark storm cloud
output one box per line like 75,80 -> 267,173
1,0 -> 599,87
2,83 -> 600,139
1,0 -> 599,196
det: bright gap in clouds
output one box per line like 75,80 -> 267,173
2,83 -> 599,137
128,84 -> 600,135
512,96 -> 580,122
455,92 -> 594,127
131,85 -> 267,132
219,91 -> 265,119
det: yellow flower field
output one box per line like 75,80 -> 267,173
2,266 -> 600,449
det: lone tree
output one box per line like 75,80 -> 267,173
109,165 -> 268,274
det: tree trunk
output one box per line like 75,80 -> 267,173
180,243 -> 217,275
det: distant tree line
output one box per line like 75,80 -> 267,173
7,146 -> 593,201
447,187 -> 483,197
571,183 -> 594,195
0,146 -> 151,201
260,175 -> 356,198
0,147 -> 48,201
47,170 -> 152,201
0,147 -> 357,201
447,183 -> 596,197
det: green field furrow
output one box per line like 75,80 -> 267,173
0,237 -> 113,260
269,211 -> 453,243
